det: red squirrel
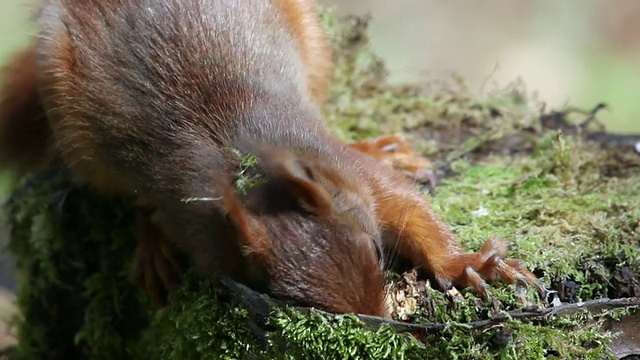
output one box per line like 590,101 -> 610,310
0,0 -> 544,318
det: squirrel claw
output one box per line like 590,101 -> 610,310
463,267 -> 490,300
131,236 -> 184,307
131,240 -> 167,307
444,238 -> 544,300
131,208 -> 185,307
434,277 -> 453,292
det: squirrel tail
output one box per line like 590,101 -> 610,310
0,45 -> 52,180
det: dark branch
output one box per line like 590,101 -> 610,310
222,277 -> 640,334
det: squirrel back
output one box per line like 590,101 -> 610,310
30,0 -> 335,194
6,0 -> 390,317
1,0 -> 543,318
0,0 -> 332,183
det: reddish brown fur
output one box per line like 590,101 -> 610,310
0,46 -> 51,179
273,0 -> 334,103
347,134 -> 434,183
0,0 -> 542,318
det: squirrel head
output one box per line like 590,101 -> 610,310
215,145 -> 390,318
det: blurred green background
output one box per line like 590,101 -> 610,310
0,1 -> 35,62
1,0 -> 639,133
0,0 -> 639,190
0,0 -> 37,197
323,0 -> 640,134
2,0 -> 639,196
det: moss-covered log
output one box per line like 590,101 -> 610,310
2,8 -> 639,360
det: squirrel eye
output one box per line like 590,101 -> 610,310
373,239 -> 385,270
374,241 -> 382,261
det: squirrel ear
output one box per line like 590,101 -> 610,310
217,180 -> 271,260
273,157 -> 334,216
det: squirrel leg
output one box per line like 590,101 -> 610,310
130,207 -> 186,307
379,193 -> 543,297
359,153 -> 544,298
348,134 -> 436,187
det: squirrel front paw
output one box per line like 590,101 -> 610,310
348,134 -> 435,186
437,238 -> 545,299
130,210 -> 186,307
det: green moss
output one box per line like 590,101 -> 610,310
143,279 -> 430,359
147,279 -> 260,359
2,6 -> 638,360
6,166 -> 152,360
430,133 -> 639,301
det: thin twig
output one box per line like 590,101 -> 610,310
353,297 -> 640,333
221,277 -> 640,334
